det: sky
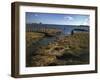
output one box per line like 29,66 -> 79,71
26,12 -> 90,25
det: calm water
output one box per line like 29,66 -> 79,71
27,24 -> 89,46
57,25 -> 89,35
37,37 -> 56,46
27,24 -> 89,35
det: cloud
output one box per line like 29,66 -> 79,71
82,18 -> 90,25
64,16 -> 73,21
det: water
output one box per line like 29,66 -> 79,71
27,24 -> 89,46
27,24 -> 89,35
37,37 -> 56,46
60,26 -> 89,35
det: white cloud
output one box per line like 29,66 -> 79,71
64,16 -> 73,21
82,18 -> 90,25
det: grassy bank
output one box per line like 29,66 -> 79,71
26,32 -> 45,47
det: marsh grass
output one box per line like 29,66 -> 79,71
26,32 -> 89,67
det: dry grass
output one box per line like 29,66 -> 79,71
26,32 -> 45,47
26,32 -> 89,67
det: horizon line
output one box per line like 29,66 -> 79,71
26,23 -> 89,26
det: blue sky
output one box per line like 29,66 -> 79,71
26,12 -> 89,25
